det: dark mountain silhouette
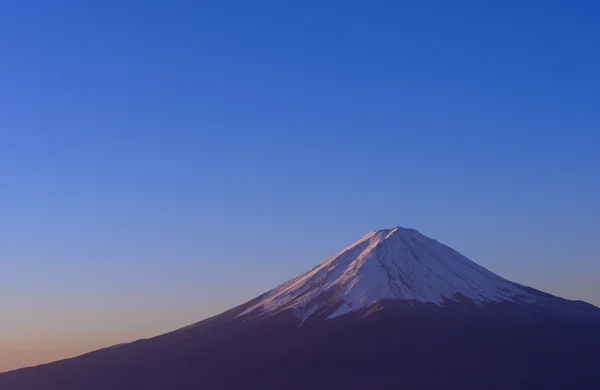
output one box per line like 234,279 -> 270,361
2,227 -> 599,389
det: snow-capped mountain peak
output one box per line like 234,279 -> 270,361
240,227 -> 534,320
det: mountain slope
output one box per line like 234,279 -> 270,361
1,226 -> 599,390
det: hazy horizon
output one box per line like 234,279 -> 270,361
2,1 -> 599,372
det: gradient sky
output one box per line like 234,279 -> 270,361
1,0 -> 599,372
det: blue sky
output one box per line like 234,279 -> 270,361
1,0 -> 599,371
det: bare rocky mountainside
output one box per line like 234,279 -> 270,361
2,227 -> 599,389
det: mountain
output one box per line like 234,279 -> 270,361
1,227 -> 599,390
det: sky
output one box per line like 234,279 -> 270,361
1,0 -> 599,372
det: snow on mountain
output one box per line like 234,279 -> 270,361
240,227 -> 535,320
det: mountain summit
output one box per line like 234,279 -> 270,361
240,227 -> 596,323
241,227 -> 534,320
2,227 -> 599,390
